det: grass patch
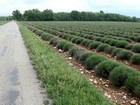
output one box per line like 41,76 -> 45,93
84,54 -> 107,70
115,40 -> 129,48
19,23 -> 112,105
96,44 -> 110,52
0,21 -> 8,25
95,60 -> 121,78
109,66 -> 133,87
125,73 -> 140,95
116,49 -> 133,60
130,54 -> 140,65
79,52 -> 94,65
88,41 -> 102,49
104,46 -> 115,54
131,44 -> 140,53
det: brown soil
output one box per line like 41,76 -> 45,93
36,27 -> 140,71
35,29 -> 140,105
80,45 -> 140,71
44,30 -> 140,71
51,44 -> 140,105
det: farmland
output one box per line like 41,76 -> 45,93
19,23 -> 113,105
20,21 -> 140,105
0,21 -> 8,25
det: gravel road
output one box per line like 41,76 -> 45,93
0,22 -> 46,105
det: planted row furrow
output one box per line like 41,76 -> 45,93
29,23 -> 138,43
41,25 -> 134,43
49,26 -> 137,42
29,23 -> 140,54
26,23 -> 140,66
19,23 -> 113,105
29,22 -> 140,43
24,23 -> 140,98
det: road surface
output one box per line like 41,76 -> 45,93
0,22 -> 46,105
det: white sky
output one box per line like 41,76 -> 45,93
0,0 -> 140,17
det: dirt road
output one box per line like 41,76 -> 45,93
0,22 -> 45,105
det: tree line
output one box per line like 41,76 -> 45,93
12,9 -> 138,22
0,16 -> 13,21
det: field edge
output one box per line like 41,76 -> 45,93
18,22 -> 113,105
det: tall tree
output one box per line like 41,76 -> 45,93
12,10 -> 22,21
70,10 -> 81,21
54,12 -> 70,21
23,9 -> 41,21
42,9 -> 54,21
132,16 -> 137,22
100,10 -> 104,14
12,9 -> 138,22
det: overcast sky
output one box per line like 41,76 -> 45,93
0,0 -> 140,17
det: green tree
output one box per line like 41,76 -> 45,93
12,10 -> 22,21
100,10 -> 104,14
23,9 -> 41,21
70,10 -> 81,21
11,8 -> 138,22
42,9 -> 54,21
132,16 -> 137,22
80,12 -> 89,21
54,12 -> 70,21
